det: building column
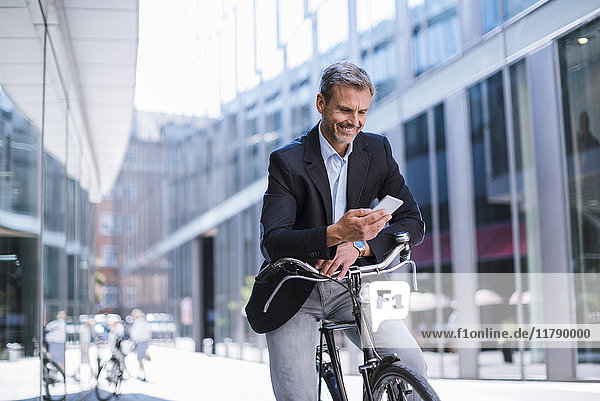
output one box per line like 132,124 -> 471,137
347,0 -> 360,63
395,0 -> 412,87
445,91 -> 479,379
528,43 -> 576,380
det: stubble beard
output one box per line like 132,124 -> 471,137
323,121 -> 360,146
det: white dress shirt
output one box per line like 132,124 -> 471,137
319,123 -> 353,224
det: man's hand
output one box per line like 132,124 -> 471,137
316,242 -> 360,280
326,208 -> 391,247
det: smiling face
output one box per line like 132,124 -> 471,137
316,85 -> 372,156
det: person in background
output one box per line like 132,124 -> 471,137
79,317 -> 93,364
107,314 -> 125,349
576,111 -> 600,152
130,309 -> 152,381
45,310 -> 67,372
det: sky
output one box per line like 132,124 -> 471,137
134,0 -> 395,118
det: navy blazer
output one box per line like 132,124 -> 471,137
245,124 -> 424,333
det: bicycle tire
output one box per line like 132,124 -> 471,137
367,362 -> 441,401
43,360 -> 65,401
96,358 -> 122,401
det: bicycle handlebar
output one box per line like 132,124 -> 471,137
260,232 -> 418,313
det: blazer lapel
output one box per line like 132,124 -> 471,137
304,125 -> 333,224
346,133 -> 370,210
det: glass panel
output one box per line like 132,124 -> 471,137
426,1 -> 459,70
403,113 -> 436,372
468,71 -> 518,378
404,113 -> 431,245
504,0 -> 538,20
558,19 -> 600,380
483,0 -> 539,32
0,63 -> 42,401
357,0 -> 395,33
0,87 -> 40,216
409,0 -> 459,76
255,0 -> 284,80
363,36 -> 397,102
317,0 -> 349,54
433,104 -> 457,377
42,25 -> 68,396
509,59 -> 546,378
287,18 -> 312,69
402,106 -> 456,378
482,0 -> 502,33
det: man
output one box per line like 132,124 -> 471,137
245,61 -> 426,401
130,309 -> 152,381
45,310 -> 67,372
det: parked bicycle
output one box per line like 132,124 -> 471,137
95,337 -> 129,400
36,339 -> 66,401
258,232 -> 441,401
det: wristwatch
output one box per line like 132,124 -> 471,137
353,241 -> 366,259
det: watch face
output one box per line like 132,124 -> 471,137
354,241 -> 366,250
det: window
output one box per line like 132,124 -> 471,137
124,215 -> 135,236
101,245 -> 119,267
126,245 -> 135,262
124,183 -> 136,200
468,72 -> 511,228
100,213 -> 117,236
558,20 -> 600,377
102,286 -> 119,308
123,286 -> 136,308
409,0 -> 460,76
482,0 -> 539,33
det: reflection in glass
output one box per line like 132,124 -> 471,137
317,0 -> 349,54
409,0 -> 460,76
0,84 -> 42,399
404,113 -> 431,241
483,0 -> 539,33
504,0 -> 538,20
510,59 -> 545,378
559,19 -> 600,379
469,71 -> 519,378
483,0 -> 502,33
0,87 -> 40,216
403,106 -> 456,377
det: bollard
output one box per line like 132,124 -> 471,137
223,337 -> 232,358
202,338 -> 214,356
7,343 -> 23,362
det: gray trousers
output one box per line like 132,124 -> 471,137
265,281 -> 427,401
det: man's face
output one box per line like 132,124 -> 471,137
317,85 -> 372,149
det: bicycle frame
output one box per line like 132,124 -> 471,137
262,232 -> 417,401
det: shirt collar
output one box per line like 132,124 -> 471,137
318,122 -> 353,162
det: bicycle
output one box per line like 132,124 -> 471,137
95,337 -> 129,400
258,232 -> 441,401
35,339 -> 66,401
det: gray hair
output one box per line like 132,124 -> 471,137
319,61 -> 376,102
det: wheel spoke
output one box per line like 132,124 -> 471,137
96,359 -> 122,400
370,364 -> 438,401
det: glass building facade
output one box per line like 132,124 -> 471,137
0,38 -> 96,401
115,0 -> 599,382
0,1 -> 138,399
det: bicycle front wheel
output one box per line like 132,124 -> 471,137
96,358 -> 122,400
43,360 -> 65,401
368,362 -> 441,401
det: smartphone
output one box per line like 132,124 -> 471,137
372,195 -> 403,215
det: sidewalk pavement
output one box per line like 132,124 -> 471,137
76,345 -> 599,401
